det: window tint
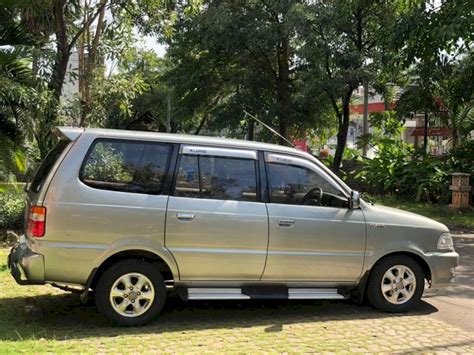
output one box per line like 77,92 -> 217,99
30,140 -> 69,193
81,139 -> 171,195
174,155 -> 258,202
268,162 -> 348,208
174,155 -> 200,198
200,156 -> 257,201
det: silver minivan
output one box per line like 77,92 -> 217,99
8,127 -> 459,325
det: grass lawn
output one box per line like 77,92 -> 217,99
1,248 -> 473,353
369,196 -> 474,232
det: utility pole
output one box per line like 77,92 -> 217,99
166,90 -> 171,133
362,81 -> 369,156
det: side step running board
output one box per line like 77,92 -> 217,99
288,288 -> 345,300
188,288 -> 250,300
186,288 -> 346,300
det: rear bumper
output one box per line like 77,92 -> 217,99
426,251 -> 459,288
8,237 -> 45,285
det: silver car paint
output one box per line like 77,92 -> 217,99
20,127 -> 458,289
263,204 -> 366,282
36,132 -> 177,283
166,196 -> 268,280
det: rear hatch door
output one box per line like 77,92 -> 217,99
25,127 -> 84,236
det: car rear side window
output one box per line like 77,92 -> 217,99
174,155 -> 258,202
30,140 -> 70,193
80,139 -> 172,195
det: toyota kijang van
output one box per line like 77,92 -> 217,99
8,127 -> 459,325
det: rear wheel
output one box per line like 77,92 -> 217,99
95,259 -> 166,326
367,255 -> 424,312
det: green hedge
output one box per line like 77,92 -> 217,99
0,187 -> 26,231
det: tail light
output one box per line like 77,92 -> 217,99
28,205 -> 46,238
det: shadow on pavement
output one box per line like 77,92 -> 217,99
0,291 -> 438,342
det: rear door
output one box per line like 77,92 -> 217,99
25,127 -> 84,232
165,145 -> 268,280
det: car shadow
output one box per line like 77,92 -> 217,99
0,292 -> 438,342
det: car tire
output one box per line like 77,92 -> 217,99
367,255 -> 424,313
95,259 -> 167,326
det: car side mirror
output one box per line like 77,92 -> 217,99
350,190 -> 360,209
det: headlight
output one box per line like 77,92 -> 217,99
437,232 -> 454,251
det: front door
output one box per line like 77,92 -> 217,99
261,153 -> 366,282
165,146 -> 268,280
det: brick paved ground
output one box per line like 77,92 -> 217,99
1,240 -> 473,353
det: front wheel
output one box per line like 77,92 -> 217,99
367,255 -> 425,312
95,259 -> 167,326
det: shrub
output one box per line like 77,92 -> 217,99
352,111 -> 458,203
446,140 -> 474,175
0,190 -> 26,231
355,144 -> 453,203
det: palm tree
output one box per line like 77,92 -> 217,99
0,1 -> 39,181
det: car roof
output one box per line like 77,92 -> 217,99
58,126 -> 306,156
55,126 -> 352,194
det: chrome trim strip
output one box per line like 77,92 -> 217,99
188,288 -> 251,300
270,216 -> 366,224
40,242 -> 107,250
170,247 -> 364,257
267,250 -> 366,257
168,248 -> 267,255
181,145 -> 257,160
288,288 -> 345,300
187,288 -> 345,300
55,201 -> 168,211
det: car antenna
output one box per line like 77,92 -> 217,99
243,110 -> 296,148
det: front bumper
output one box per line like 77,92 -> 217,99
8,237 -> 45,285
426,251 -> 459,288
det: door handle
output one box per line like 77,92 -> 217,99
176,213 -> 195,221
278,219 -> 295,227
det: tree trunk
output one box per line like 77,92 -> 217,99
423,112 -> 429,154
194,115 -> 207,135
38,0 -> 108,157
275,26 -> 291,145
50,0 -> 69,103
332,89 -> 353,173
451,127 -> 459,149
80,2 -> 106,126
247,119 -> 255,141
37,0 -> 70,158
362,81 -> 369,156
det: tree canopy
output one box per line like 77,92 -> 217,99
1,0 -> 473,175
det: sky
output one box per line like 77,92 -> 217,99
143,35 -> 167,57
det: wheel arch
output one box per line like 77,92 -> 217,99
372,251 -> 432,282
356,251 -> 432,302
87,249 -> 176,290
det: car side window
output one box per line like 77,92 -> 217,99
80,139 -> 171,195
174,154 -> 258,202
174,155 -> 200,198
268,162 -> 349,208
